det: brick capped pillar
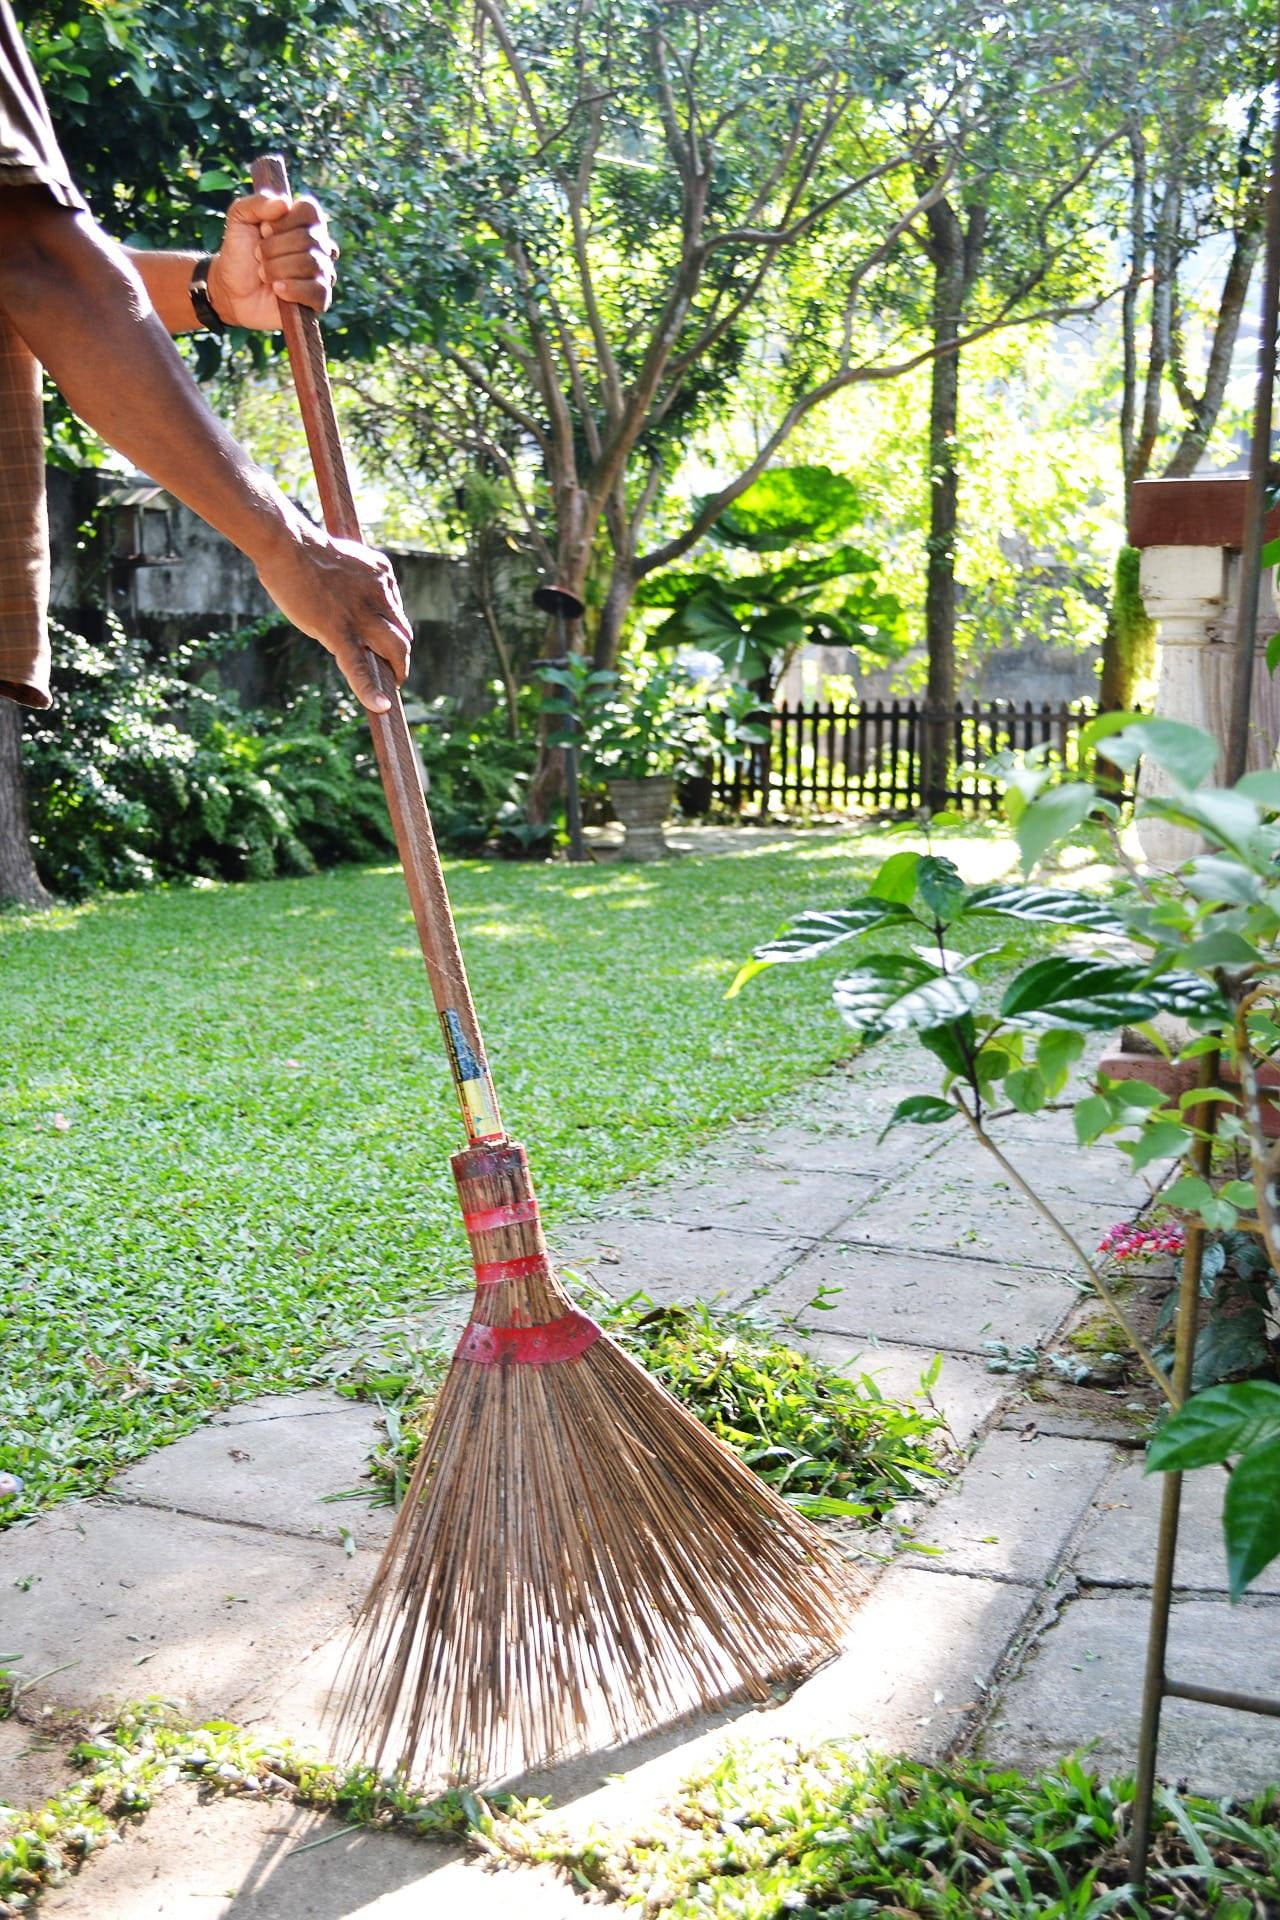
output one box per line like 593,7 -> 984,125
1128,478 -> 1280,863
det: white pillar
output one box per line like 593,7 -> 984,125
1136,545 -> 1280,863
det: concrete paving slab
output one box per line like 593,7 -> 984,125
626,1166 -> 874,1239
0,1502 -> 373,1722
835,1176 -> 1128,1268
771,1566 -> 1036,1759
901,1431 -> 1114,1582
41,1784 -> 583,1919
1073,1455 -> 1280,1596
231,1628 -> 345,1753
982,1591 -> 1280,1797
768,1243 -> 1074,1356
798,1333 -> 1006,1448
551,1216 -> 804,1308
111,1404 -> 392,1553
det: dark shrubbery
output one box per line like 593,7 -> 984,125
23,620 -> 393,896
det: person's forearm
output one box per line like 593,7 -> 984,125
124,248 -> 204,333
0,200 -> 292,569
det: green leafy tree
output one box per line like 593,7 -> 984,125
1094,0 -> 1273,718
636,466 -> 906,693
343,0 -> 1117,688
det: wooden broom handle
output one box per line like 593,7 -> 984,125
252,152 -> 504,1145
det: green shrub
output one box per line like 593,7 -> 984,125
409,685 -> 543,854
22,621 -> 393,894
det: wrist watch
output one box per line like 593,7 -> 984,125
189,256 -> 226,334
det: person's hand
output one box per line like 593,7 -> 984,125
206,192 -> 338,332
254,518 -> 412,713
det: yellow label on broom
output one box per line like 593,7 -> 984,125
440,1010 -> 505,1141
459,1072 -> 504,1142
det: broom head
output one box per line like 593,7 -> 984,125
333,1141 -> 857,1787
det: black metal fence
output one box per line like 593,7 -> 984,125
711,698 -> 1100,815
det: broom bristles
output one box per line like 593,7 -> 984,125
332,1141 -> 857,1788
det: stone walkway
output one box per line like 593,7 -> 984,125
2,1059 -> 1278,1916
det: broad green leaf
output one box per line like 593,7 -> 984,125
1220,1178 -> 1258,1208
1074,1093 -> 1111,1144
1147,1381 -> 1280,1472
1237,769 -> 1280,809
1005,1067 -> 1047,1113
919,1017 -> 977,1078
1183,930 -> 1262,968
1182,856 -> 1265,906
1268,627 -> 1280,676
1163,1174 -> 1215,1211
1141,787 -> 1262,856
727,899 -> 911,994
706,465 -> 863,551
1093,720 -> 1219,790
1224,1435 -> 1280,1597
1124,1120 -> 1191,1171
964,883 -> 1127,935
1098,1076 -> 1167,1111
869,850 -> 920,905
1015,784 -> 1097,874
195,168 -> 239,191
916,855 -> 966,924
1000,958 -> 1225,1031
878,1095 -> 957,1141
1176,1085 -> 1239,1109
832,957 -> 981,1041
1080,709 -> 1147,758
1036,1028 -> 1084,1094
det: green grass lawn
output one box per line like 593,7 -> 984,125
2,832 -> 971,1517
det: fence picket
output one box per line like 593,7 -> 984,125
708,697 -> 1112,815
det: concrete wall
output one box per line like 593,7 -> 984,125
45,466 -> 537,715
779,638 -> 1099,709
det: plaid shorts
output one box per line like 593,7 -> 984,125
0,310 -> 49,709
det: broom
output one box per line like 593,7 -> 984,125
252,154 -> 856,1787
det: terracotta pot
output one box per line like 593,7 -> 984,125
607,775 -> 675,861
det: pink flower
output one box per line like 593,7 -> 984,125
1098,1220 -> 1185,1262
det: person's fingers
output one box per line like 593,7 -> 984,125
226,191 -> 292,229
335,641 -> 392,714
270,273 -> 334,312
268,196 -> 327,236
369,614 -> 412,684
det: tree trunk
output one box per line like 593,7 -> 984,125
525,516 -> 593,826
0,703 -> 50,909
922,225 -> 965,814
593,561 -> 636,673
